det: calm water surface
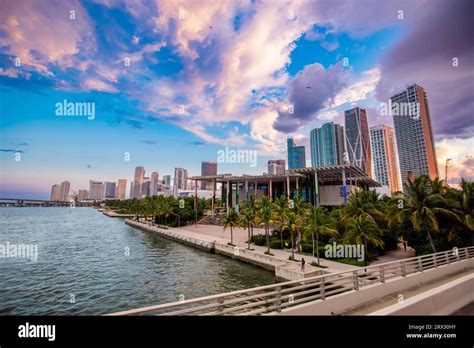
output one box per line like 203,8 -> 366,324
0,207 -> 275,315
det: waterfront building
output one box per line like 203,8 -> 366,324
104,181 -> 116,199
268,159 -> 286,175
150,172 -> 160,195
141,179 -> 151,197
116,179 -> 127,200
287,138 -> 306,169
50,184 -> 61,201
59,181 -> 71,202
89,180 -> 104,201
201,161 -> 217,190
345,107 -> 372,177
132,166 -> 145,199
391,84 -> 439,192
370,125 -> 401,195
310,122 -> 345,167
77,189 -> 88,201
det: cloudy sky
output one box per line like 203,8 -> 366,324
0,0 -> 472,198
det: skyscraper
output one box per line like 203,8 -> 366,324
310,122 -> 345,167
77,189 -> 88,201
88,180 -> 104,201
162,175 -> 171,190
267,159 -> 286,175
370,125 -> 401,195
116,179 -> 127,200
391,84 -> 439,192
287,138 -> 306,169
133,166 -> 145,199
130,182 -> 134,199
150,172 -> 160,195
50,184 -> 61,201
173,167 -> 188,193
345,107 -> 372,177
201,161 -> 217,190
59,181 -> 71,202
103,181 -> 116,199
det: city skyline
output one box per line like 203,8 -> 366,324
1,0 -> 473,199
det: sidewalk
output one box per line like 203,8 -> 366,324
175,224 -> 360,273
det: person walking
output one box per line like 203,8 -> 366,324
403,240 -> 407,253
301,257 -> 305,273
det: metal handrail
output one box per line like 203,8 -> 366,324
107,246 -> 474,316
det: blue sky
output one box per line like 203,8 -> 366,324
1,0 -> 472,198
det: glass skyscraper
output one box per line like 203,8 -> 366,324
344,107 -> 372,177
391,84 -> 439,192
287,138 -> 306,169
310,122 -> 345,167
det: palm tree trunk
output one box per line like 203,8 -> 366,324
231,226 -> 233,245
247,225 -> 251,250
426,231 -> 437,253
290,231 -> 294,260
312,233 -> 315,258
316,231 -> 320,265
364,237 -> 368,267
266,224 -> 270,254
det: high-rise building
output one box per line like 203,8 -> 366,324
50,184 -> 61,201
88,180 -> 104,201
370,125 -> 401,195
116,179 -> 127,200
201,161 -> 217,190
391,84 -> 439,192
287,138 -> 306,169
77,189 -> 88,201
59,181 -> 71,202
173,167 -> 188,193
103,181 -> 116,199
162,175 -> 171,190
268,160 -> 286,175
310,122 -> 345,167
150,172 -> 160,195
133,166 -> 145,199
345,107 -> 372,177
130,182 -> 134,199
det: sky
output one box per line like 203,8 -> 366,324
0,0 -> 473,199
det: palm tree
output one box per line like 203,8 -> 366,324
222,208 -> 240,246
246,194 -> 257,239
290,195 -> 306,252
305,206 -> 339,265
390,175 -> 461,253
274,196 -> 288,249
257,196 -> 277,254
447,179 -> 474,243
284,212 -> 302,260
344,215 -> 384,266
240,207 -> 254,250
343,189 -> 385,223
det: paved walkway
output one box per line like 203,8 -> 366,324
175,224 -> 359,273
371,242 -> 416,265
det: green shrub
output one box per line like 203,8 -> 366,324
252,234 -> 266,246
270,239 -> 283,249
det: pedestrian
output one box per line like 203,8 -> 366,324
301,257 -> 305,273
403,240 -> 407,253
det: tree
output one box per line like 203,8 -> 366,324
256,196 -> 277,254
274,196 -> 288,249
240,207 -> 255,250
284,212 -> 303,260
390,175 -> 461,253
304,206 -> 339,265
344,215 -> 383,266
222,208 -> 240,246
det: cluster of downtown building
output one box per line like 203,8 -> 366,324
286,83 -> 439,195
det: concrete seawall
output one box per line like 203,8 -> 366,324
124,219 -> 324,281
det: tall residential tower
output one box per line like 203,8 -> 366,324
391,84 -> 439,192
287,138 -> 306,169
344,107 -> 372,177
310,122 -> 345,167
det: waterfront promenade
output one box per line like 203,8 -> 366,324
124,219 -> 359,281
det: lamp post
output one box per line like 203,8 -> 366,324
445,158 -> 452,184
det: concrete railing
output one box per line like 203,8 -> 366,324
108,246 -> 474,316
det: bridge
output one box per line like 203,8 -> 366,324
108,246 -> 474,316
0,198 -> 93,207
